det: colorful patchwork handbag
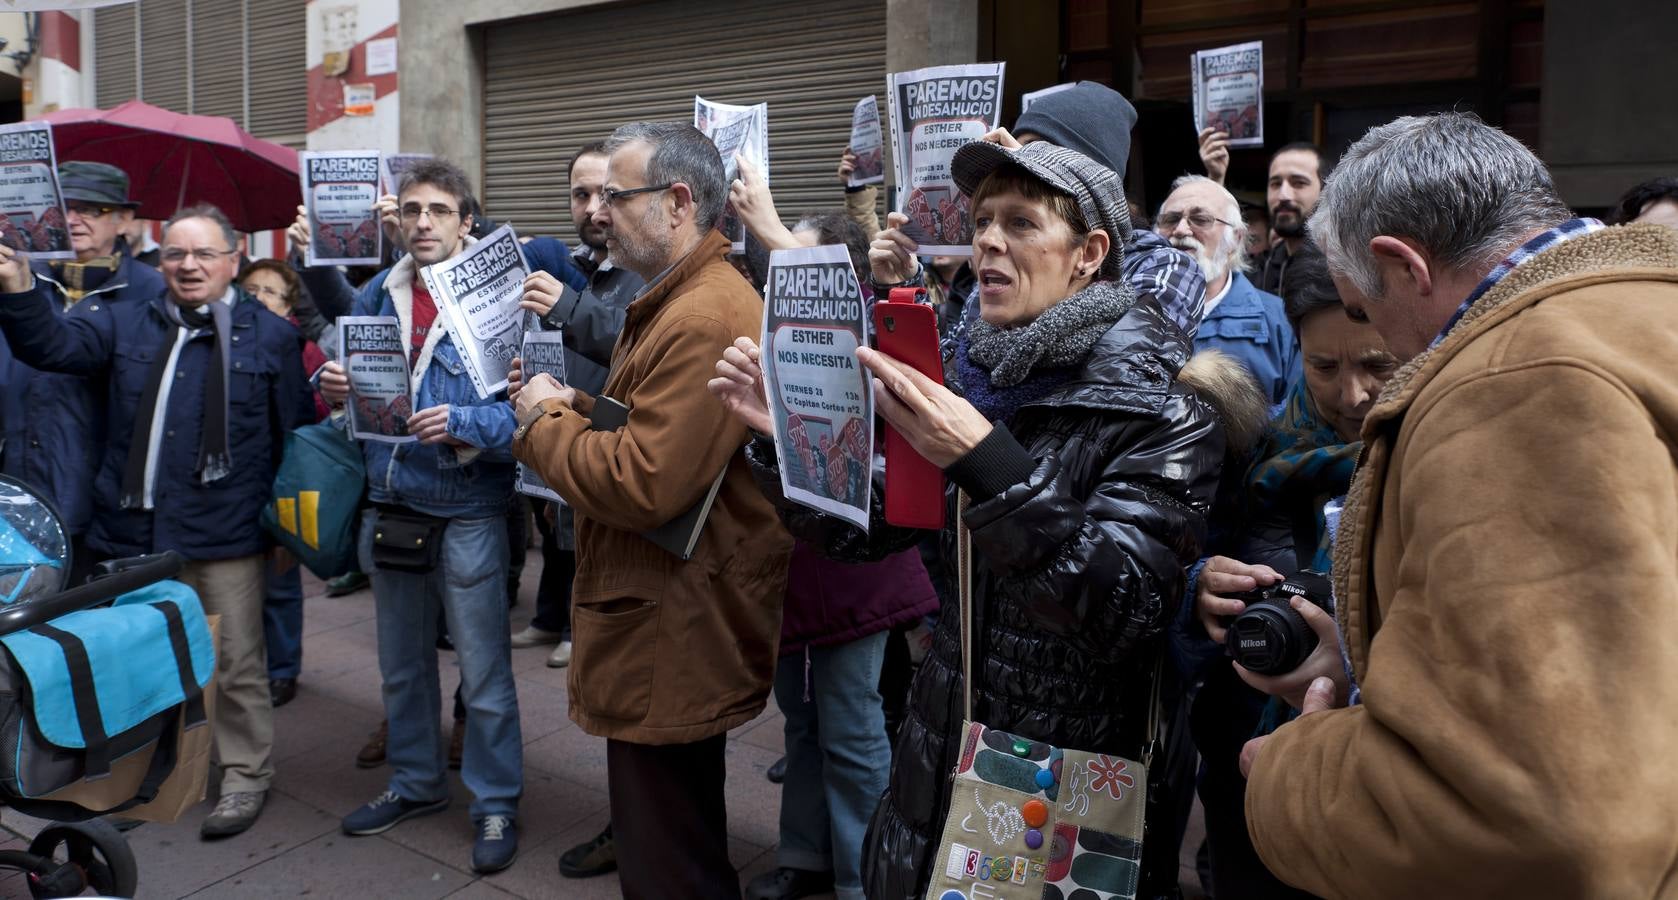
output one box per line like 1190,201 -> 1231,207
923,494 -> 1159,900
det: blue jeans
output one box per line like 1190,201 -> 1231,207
263,564 -> 304,680
360,509 -> 522,819
774,632 -> 890,900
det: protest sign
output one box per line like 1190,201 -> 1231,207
339,316 -> 415,444
1191,41 -> 1264,148
422,223 -> 529,399
300,150 -> 383,266
847,95 -> 885,187
761,245 -> 873,530
381,152 -> 433,196
515,330 -> 567,502
0,121 -> 72,260
886,63 -> 1005,256
1021,82 -> 1077,112
694,96 -> 768,253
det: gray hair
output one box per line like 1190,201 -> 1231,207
1163,173 -> 1250,275
164,203 -> 239,251
1309,112 -> 1572,298
604,121 -> 727,232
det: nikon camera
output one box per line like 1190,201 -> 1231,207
1223,570 -> 1334,675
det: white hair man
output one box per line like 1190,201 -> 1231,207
1240,112 -> 1678,897
1156,174 -> 1298,404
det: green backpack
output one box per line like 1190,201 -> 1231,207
261,420 -> 366,579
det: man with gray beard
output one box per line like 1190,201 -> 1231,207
1157,175 -> 1298,404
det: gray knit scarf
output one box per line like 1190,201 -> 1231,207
965,277 -> 1136,387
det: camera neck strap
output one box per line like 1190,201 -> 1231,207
955,491 -> 1163,763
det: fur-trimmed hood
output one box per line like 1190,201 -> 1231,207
1177,348 -> 1271,458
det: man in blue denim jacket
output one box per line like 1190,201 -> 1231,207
307,158 -> 523,874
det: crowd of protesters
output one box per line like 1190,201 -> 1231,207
1,66 -> 1676,900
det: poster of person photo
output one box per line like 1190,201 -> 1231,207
420,223 -> 529,398
300,150 -> 383,266
848,95 -> 885,187
0,121 -> 72,259
339,316 -> 416,443
694,96 -> 768,254
886,63 -> 1005,256
760,244 -> 873,530
1191,41 -> 1264,147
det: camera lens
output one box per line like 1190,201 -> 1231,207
1225,600 -> 1319,675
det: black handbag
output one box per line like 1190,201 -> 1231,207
371,506 -> 447,573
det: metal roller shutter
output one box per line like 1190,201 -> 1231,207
246,0 -> 307,148
139,0 -> 190,113
94,4 -> 138,108
190,0 -> 245,121
482,0 -> 887,241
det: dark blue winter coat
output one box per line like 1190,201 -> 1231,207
0,255 -> 164,535
1192,271 -> 1301,406
0,282 -> 313,561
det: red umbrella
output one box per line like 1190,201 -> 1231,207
38,99 -> 300,232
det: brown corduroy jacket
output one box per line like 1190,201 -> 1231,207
1246,224 -> 1678,898
513,228 -> 791,745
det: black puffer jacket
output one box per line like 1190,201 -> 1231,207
747,297 -> 1228,899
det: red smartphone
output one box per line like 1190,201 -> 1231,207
872,287 -> 946,530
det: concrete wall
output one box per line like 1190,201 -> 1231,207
400,0 -> 980,194
1540,0 -> 1678,208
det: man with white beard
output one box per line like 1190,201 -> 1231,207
1156,175 -> 1298,404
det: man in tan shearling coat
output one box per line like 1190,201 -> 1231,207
1241,112 -> 1678,897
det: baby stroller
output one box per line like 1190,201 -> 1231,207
0,475 -> 216,898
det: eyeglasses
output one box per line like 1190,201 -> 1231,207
66,203 -> 121,219
244,283 -> 287,300
599,184 -> 674,207
160,247 -> 237,264
1155,211 -> 1238,231
400,203 -> 461,222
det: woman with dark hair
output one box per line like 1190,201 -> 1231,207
713,140 -> 1261,899
1172,240 -> 1399,899
237,258 -> 329,708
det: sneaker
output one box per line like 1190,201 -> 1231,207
510,625 -> 566,648
325,571 -> 369,597
341,790 -> 449,836
546,640 -> 573,668
472,815 -> 519,874
268,677 -> 297,708
448,716 -> 465,770
201,789 -> 265,839
744,867 -> 836,900
766,755 -> 787,784
558,824 -> 616,878
356,720 -> 388,768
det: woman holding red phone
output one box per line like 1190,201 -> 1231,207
710,140 -> 1262,899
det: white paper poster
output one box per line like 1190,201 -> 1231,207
1191,41 -> 1264,148
847,96 -> 885,188
422,223 -> 530,399
339,316 -> 416,444
381,152 -> 433,196
365,37 -> 398,77
886,63 -> 1006,256
1021,82 -> 1077,112
761,244 -> 873,531
515,330 -> 568,502
300,150 -> 383,266
694,96 -> 768,254
0,121 -> 72,260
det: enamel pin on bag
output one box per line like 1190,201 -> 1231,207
923,493 -> 1157,900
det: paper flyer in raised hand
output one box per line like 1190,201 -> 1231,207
300,150 -> 383,266
847,96 -> 885,187
0,121 -> 72,259
515,330 -> 567,502
381,152 -> 434,196
339,316 -> 416,444
761,244 -> 873,531
1191,41 -> 1264,148
423,222 -> 529,398
694,95 -> 768,254
886,62 -> 1005,256
1021,82 -> 1077,112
